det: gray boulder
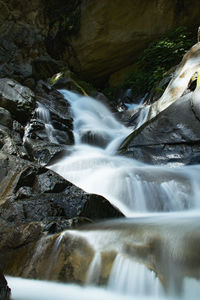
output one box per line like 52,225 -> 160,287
0,152 -> 123,225
119,91 -> 200,165
0,78 -> 35,124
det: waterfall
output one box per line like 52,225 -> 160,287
48,90 -> 200,216
35,102 -> 58,144
86,252 -> 102,285
9,86 -> 200,299
108,254 -> 163,297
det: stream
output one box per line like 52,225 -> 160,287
7,89 -> 200,299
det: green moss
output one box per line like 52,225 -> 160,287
121,26 -> 196,96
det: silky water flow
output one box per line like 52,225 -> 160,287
7,89 -> 200,300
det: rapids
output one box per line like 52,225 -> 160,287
48,90 -> 200,216
7,82 -> 200,298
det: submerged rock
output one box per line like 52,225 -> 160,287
2,215 -> 200,290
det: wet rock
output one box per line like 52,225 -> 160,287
0,108 -> 12,129
0,152 -> 123,225
3,215 -> 200,286
23,81 -> 74,164
24,140 -> 67,166
0,125 -> 20,156
119,91 -> 200,165
43,217 -> 92,234
0,78 -> 35,124
81,130 -> 111,148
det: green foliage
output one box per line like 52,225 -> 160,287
103,87 -> 116,100
77,80 -> 96,96
122,26 -> 196,96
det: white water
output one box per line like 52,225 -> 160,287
45,89 -> 200,299
86,252 -> 102,285
108,254 -> 163,296
11,68 -> 200,299
7,276 -> 200,300
35,102 -> 58,144
135,43 -> 200,129
48,90 -> 200,217
6,276 -> 169,300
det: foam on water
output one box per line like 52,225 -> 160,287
108,254 -> 164,297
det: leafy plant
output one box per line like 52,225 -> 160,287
122,26 -> 196,96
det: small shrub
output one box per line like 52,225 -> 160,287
122,26 -> 196,96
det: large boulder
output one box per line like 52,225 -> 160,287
23,81 -> 74,165
1,0 -> 200,85
0,0 -> 49,83
0,152 -> 123,225
0,78 -> 35,124
0,151 -> 122,281
2,215 -> 200,289
119,90 -> 200,165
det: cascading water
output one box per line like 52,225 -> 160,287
108,254 -> 163,296
86,252 -> 102,285
35,102 -> 58,144
48,90 -> 200,216
8,87 -> 200,299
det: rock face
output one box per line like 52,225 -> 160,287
0,152 -> 123,225
0,0 -> 200,85
119,90 -> 200,165
0,77 -> 123,285
23,80 -> 74,165
0,0 -> 47,83
0,78 -> 35,124
68,0 -> 200,83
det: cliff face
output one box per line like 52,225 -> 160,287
0,0 -> 200,86
68,0 -> 200,84
0,0 -> 47,83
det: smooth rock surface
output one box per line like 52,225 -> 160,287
119,91 -> 200,165
68,0 -> 200,83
